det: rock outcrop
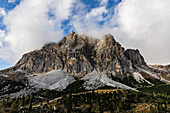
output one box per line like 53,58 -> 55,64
124,49 -> 147,66
0,32 -> 148,78
94,34 -> 133,74
0,32 -> 168,95
149,64 -> 170,73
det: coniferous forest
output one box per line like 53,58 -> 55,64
0,88 -> 169,113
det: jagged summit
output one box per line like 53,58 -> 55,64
96,34 -> 116,48
150,64 -> 170,72
125,49 -> 147,66
0,32 -> 169,96
1,33 -> 147,76
56,32 -> 98,49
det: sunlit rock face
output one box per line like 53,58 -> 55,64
0,32 -> 169,95
124,49 -> 147,66
94,34 -> 134,74
0,32 -> 148,78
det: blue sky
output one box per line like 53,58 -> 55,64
0,0 -> 121,70
0,0 -> 170,70
0,0 -> 20,69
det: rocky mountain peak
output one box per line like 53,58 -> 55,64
124,49 -> 147,66
95,34 -> 116,50
0,32 -> 168,98
56,32 -> 98,49
0,33 -> 148,77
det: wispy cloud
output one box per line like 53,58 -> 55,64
8,0 -> 16,3
0,30 -> 6,47
1,0 -> 76,64
71,0 -> 170,64
0,0 -> 170,66
0,8 -> 6,17
112,0 -> 170,64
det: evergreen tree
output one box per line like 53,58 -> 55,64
91,105 -> 96,113
61,103 -> 65,112
150,105 -> 157,113
116,106 -> 120,113
29,95 -> 33,111
165,100 -> 168,112
11,100 -> 18,110
56,104 -> 60,112
135,93 -> 138,100
112,93 -> 115,100
99,106 -> 103,113
72,103 -> 75,111
46,98 -> 49,104
19,94 -> 25,107
158,102 -> 163,112
48,105 -> 53,113
119,101 -> 123,109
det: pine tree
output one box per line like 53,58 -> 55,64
135,93 -> 138,100
19,94 -> 25,107
29,95 -> 33,111
112,93 -> 115,100
72,103 -> 75,111
49,105 -> 53,113
119,101 -> 123,109
91,105 -> 96,112
99,106 -> 103,113
150,105 -> 154,113
25,96 -> 30,105
46,98 -> 49,104
56,104 -> 60,112
116,106 -> 120,113
158,102 -> 163,112
165,100 -> 168,112
61,103 -> 65,112
11,100 -> 18,110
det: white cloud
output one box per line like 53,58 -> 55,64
86,6 -> 108,18
8,0 -> 16,3
0,8 -> 6,17
100,0 -> 108,5
0,30 -> 6,38
70,1 -> 110,38
70,0 -> 170,65
1,0 -> 76,64
0,30 -> 6,47
1,0 -> 170,66
113,0 -> 170,64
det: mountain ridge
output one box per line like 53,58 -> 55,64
0,32 -> 148,75
0,32 -> 169,96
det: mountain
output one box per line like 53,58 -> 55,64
0,32 -> 169,96
149,64 -> 170,72
149,64 -> 170,81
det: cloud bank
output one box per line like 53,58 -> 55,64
8,0 -> 16,3
0,8 -> 6,17
114,0 -> 170,64
0,0 -> 170,66
0,0 -> 76,63
70,0 -> 170,64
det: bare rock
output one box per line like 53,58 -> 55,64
94,34 -> 133,74
124,49 -> 147,66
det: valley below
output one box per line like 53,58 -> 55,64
0,32 -> 170,113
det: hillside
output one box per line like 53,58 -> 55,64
0,32 -> 170,112
0,32 -> 169,96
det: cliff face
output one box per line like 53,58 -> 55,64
94,34 -> 134,74
1,32 -> 169,95
149,64 -> 170,72
1,32 -> 148,78
124,49 -> 147,66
